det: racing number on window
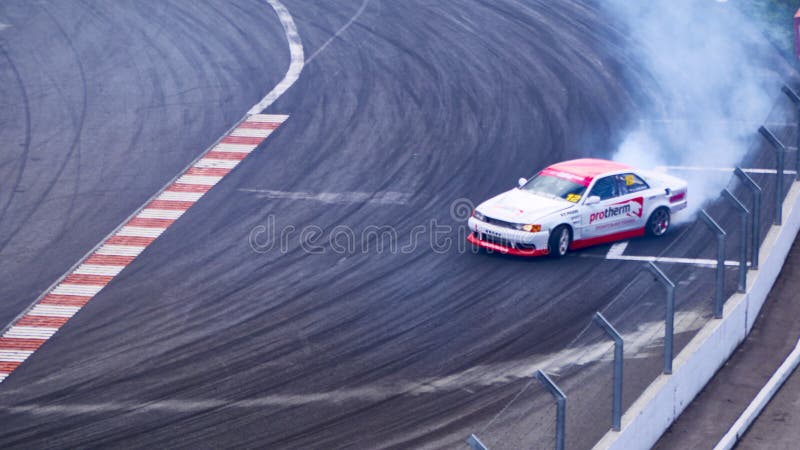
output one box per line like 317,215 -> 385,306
625,175 -> 635,186
589,176 -> 618,200
616,173 -> 649,195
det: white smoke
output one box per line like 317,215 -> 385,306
605,0 -> 783,218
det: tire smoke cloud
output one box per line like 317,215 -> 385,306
605,0 -> 784,218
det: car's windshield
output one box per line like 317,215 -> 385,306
520,174 -> 587,203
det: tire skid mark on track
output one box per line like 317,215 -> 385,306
0,114 -> 287,385
0,5 -> 91,253
0,43 -> 32,243
238,188 -> 412,205
0,310 -> 704,410
0,0 -> 306,386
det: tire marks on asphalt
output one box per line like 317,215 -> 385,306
0,114 -> 288,384
0,309 -> 705,410
0,0 -> 306,386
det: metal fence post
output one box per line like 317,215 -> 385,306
700,210 -> 727,318
466,434 -> 489,450
647,262 -> 675,374
781,85 -> 800,180
593,312 -> 624,431
734,168 -> 762,270
536,370 -> 566,450
759,126 -> 786,225
722,189 -> 749,292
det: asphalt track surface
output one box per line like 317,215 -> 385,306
0,0 -> 797,448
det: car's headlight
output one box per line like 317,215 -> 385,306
516,224 -> 542,232
472,210 -> 486,221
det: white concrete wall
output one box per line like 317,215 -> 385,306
594,181 -> 800,450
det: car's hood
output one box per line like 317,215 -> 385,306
477,188 -> 571,223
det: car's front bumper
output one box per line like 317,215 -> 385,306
467,217 -> 550,256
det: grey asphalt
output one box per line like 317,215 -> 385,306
0,0 -> 797,448
740,335 -> 800,450
0,0 -> 287,328
654,237 -> 800,450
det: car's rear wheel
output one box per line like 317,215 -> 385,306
548,225 -> 571,257
647,207 -> 670,237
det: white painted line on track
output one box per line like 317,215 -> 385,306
175,175 -> 223,186
230,128 -> 273,138
95,245 -> 146,257
305,0 -> 370,64
4,327 -> 59,339
602,240 -> 740,267
248,0 -> 304,114
0,351 -> 33,362
212,143 -> 257,153
194,159 -> 240,169
29,305 -> 81,318
605,253 -> 741,267
640,119 -> 795,127
51,284 -> 105,297
157,191 -> 205,202
656,165 -> 798,175
247,113 -> 289,122
137,209 -> 185,220
117,226 -> 166,238
74,264 -> 126,276
607,242 -> 629,258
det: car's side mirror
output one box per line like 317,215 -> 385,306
585,195 -> 601,205
518,177 -> 527,188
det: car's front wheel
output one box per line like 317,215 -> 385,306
646,207 -> 670,237
548,225 -> 571,258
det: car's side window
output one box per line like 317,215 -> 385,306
616,173 -> 649,195
589,176 -> 618,200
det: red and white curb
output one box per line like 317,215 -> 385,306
0,113 -> 288,384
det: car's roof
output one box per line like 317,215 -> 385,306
541,158 -> 633,186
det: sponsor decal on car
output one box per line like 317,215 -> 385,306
589,197 -> 643,224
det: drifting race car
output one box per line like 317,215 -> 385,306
467,158 -> 688,257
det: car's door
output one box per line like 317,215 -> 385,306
582,175 -> 645,238
613,173 -> 649,230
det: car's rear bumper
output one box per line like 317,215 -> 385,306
668,190 -> 688,213
670,199 -> 688,213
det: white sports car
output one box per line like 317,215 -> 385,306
467,158 -> 688,257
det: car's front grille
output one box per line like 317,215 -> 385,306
483,216 -> 518,230
474,232 -> 537,250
